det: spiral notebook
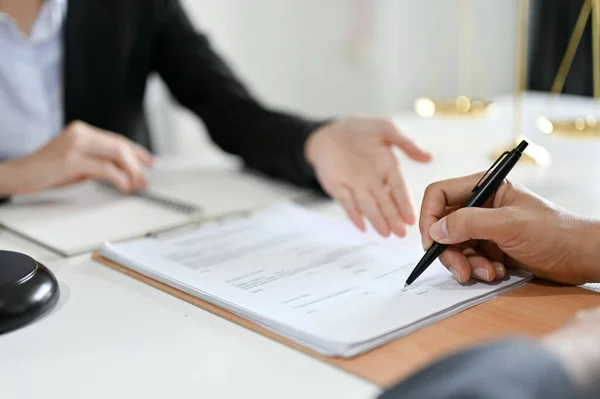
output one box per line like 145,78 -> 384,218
0,182 -> 202,256
96,203 -> 531,358
0,167 -> 310,256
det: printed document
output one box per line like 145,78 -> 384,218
100,203 -> 530,357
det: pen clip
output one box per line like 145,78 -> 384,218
472,151 -> 510,192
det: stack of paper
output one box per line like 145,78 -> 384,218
100,203 -> 530,358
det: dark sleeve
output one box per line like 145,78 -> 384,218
153,0 -> 326,188
379,339 -> 580,399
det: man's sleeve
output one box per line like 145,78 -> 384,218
379,339 -> 581,399
153,0 -> 326,188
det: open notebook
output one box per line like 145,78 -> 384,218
98,203 -> 531,358
0,169 -> 304,256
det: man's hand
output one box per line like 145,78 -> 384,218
305,117 -> 432,238
419,173 -> 600,285
542,306 -> 600,394
0,121 -> 154,196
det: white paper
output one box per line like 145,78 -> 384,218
148,168 -> 307,216
101,203 -> 530,357
0,182 -> 189,255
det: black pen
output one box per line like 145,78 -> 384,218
404,140 -> 529,287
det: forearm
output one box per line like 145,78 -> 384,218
200,102 -> 325,187
566,218 -> 600,283
154,0 -> 326,188
0,160 -> 20,197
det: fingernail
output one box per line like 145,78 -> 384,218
429,218 -> 448,241
473,267 -> 490,281
493,262 -> 505,279
449,267 -> 462,283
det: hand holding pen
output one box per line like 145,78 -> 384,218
406,141 -> 528,286
407,141 -> 600,287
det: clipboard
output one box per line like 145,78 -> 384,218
93,252 -> 600,387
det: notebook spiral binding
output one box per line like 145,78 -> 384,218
134,191 -> 201,215
98,182 -> 202,216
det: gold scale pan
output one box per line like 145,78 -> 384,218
413,0 -> 550,165
414,0 -> 493,119
537,0 -> 600,139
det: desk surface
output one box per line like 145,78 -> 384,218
331,282 -> 600,386
1,92 -> 600,399
0,253 -> 379,399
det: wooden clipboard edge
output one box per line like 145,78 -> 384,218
91,252 -> 377,382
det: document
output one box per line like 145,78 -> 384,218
100,203 -> 530,357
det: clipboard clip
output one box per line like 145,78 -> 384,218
472,151 -> 510,192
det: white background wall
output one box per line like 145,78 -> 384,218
146,0 -> 520,156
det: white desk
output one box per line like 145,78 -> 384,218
0,228 -> 60,265
1,92 -> 599,399
0,251 -> 380,399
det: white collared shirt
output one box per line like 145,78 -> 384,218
0,0 -> 67,160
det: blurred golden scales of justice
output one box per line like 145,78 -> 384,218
414,0 -> 550,164
535,0 -> 600,139
491,0 -> 550,164
413,0 -> 493,118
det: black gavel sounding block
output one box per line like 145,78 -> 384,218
0,251 -> 60,335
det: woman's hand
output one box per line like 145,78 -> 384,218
0,120 -> 154,196
306,117 -> 432,238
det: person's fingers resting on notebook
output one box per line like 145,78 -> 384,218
305,117 -> 432,238
418,173 -> 600,286
0,120 -> 155,196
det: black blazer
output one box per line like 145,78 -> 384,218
63,0 -> 323,187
